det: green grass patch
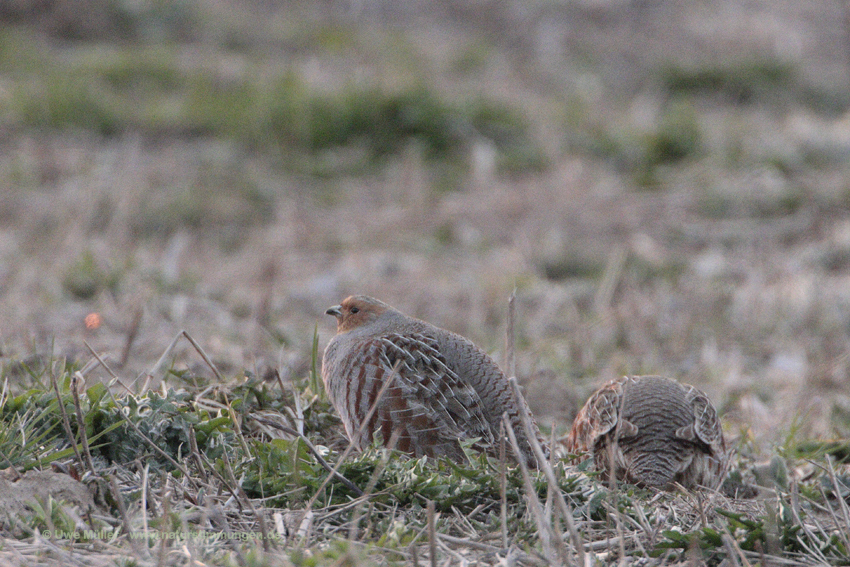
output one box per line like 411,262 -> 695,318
3,38 -> 544,178
0,350 -> 847,565
569,99 -> 703,189
659,59 -> 850,115
538,253 -> 606,282
61,249 -> 124,300
660,60 -> 795,106
128,167 -> 275,243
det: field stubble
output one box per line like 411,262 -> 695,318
1,0 -> 850,564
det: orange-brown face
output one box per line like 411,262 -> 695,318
326,296 -> 389,333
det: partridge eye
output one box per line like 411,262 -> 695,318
349,307 -> 360,314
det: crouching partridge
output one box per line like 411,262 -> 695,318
566,375 -> 727,489
322,295 -> 548,467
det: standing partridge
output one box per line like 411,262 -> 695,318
566,375 -> 726,489
322,295 -> 548,467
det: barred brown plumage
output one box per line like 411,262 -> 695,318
566,375 -> 727,489
321,295 -> 548,467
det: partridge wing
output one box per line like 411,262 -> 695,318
434,329 -> 547,466
680,384 -> 728,487
683,385 -> 725,454
379,332 -> 494,445
567,376 -> 628,452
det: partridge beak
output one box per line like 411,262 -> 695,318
325,305 -> 342,317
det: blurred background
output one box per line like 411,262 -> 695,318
2,0 -> 850,455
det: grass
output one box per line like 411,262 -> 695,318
61,250 -> 124,300
567,98 -> 703,189
0,30 -> 545,179
3,2 -> 850,565
0,335 -> 847,566
659,60 -> 796,106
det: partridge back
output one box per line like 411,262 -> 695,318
567,375 -> 726,489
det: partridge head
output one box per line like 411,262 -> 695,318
322,295 -> 548,467
566,375 -> 727,489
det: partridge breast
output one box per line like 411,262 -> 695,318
566,375 -> 726,489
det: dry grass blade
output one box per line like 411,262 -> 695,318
70,372 -> 96,475
187,423 -> 210,484
140,462 -> 150,542
219,449 -> 274,551
83,340 -> 133,394
505,289 -> 517,380
348,430 -> 400,541
181,331 -> 225,382
49,365 -> 84,471
500,419 -> 508,550
427,499 -> 437,567
593,245 -> 627,315
604,442 -> 628,562
509,376 -> 585,565
157,471 -> 170,565
140,331 -> 184,392
503,413 -> 563,565
798,506 -> 835,563
824,456 -> 850,549
222,394 -> 251,457
504,292 -> 584,564
720,532 -> 745,567
119,305 -> 143,368
436,532 -> 537,563
136,330 -> 225,392
109,475 -> 142,557
788,485 -> 831,565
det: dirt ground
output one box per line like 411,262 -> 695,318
2,0 -> 850,457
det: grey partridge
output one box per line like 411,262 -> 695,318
322,295 -> 548,467
566,375 -> 727,489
